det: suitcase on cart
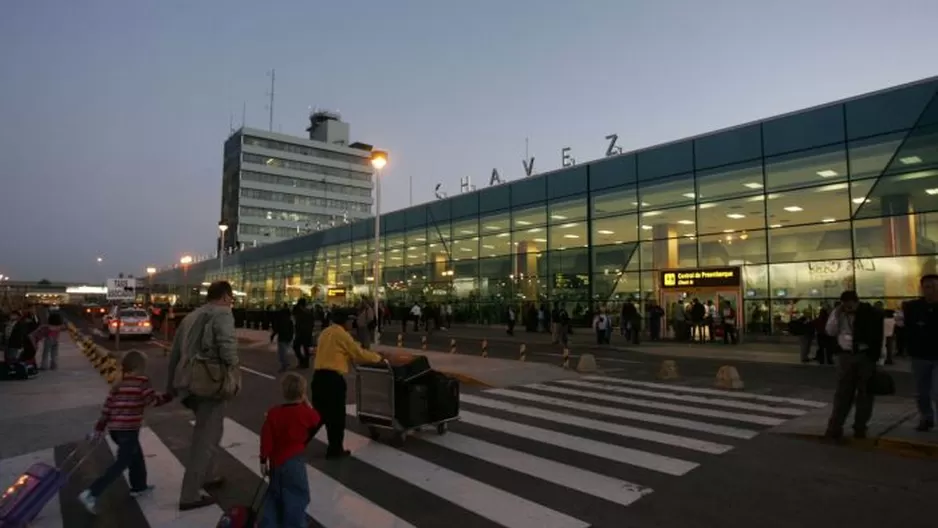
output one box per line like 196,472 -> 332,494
0,438 -> 96,528
395,382 -> 429,428
427,372 -> 460,422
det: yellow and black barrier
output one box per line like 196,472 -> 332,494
481,339 -> 488,358
519,344 -> 527,362
561,348 -> 570,369
421,336 -> 428,351
450,338 -> 457,354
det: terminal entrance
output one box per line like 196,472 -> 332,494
658,267 -> 743,342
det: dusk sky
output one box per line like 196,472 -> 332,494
2,0 -> 936,283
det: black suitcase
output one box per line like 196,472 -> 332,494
427,373 -> 459,422
395,382 -> 429,427
391,355 -> 431,382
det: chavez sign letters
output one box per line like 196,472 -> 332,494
660,267 -> 742,289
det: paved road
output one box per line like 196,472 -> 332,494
3,311 -> 932,527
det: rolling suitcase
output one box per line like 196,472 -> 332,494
0,439 -> 97,527
216,479 -> 267,528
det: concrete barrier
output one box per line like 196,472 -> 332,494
715,365 -> 744,390
576,353 -> 598,373
658,360 -> 680,380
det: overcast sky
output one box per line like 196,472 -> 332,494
2,0 -> 937,283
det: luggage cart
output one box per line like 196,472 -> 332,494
355,361 -> 459,446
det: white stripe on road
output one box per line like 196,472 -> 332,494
526,382 -> 785,426
239,366 -> 276,380
458,410 -> 698,476
345,404 -> 652,508
461,394 -> 731,454
581,376 -> 828,408
486,388 -> 758,439
106,427 -> 223,526
336,408 -> 589,528
0,449 -> 62,528
219,418 -> 416,528
554,379 -> 807,416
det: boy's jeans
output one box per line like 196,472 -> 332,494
40,339 -> 59,370
89,430 -> 147,497
276,341 -> 291,371
260,455 -> 309,528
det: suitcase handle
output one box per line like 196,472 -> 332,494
60,436 -> 103,477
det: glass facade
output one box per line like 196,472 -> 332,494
158,77 -> 938,334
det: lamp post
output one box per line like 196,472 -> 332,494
146,267 -> 156,305
370,150 -> 388,343
218,221 -> 229,274
180,255 -> 192,304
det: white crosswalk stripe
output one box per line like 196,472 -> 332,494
1,377 -> 826,527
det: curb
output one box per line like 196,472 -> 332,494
435,370 -> 493,389
781,431 -> 938,459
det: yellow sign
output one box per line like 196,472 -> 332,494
326,288 -> 347,297
659,267 -> 741,289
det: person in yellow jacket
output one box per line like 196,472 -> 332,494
311,309 -> 384,459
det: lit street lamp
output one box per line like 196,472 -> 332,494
370,149 -> 388,343
180,255 -> 193,304
146,267 -> 157,305
218,221 -> 229,273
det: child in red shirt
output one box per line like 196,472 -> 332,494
259,372 -> 321,528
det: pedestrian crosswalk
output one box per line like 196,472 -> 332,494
2,375 -> 827,527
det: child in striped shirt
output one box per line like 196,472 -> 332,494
78,350 -> 172,514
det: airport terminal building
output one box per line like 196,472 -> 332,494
153,76 -> 938,335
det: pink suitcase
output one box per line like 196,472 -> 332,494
0,440 -> 97,527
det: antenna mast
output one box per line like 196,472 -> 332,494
266,69 -> 276,132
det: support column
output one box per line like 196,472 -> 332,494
881,195 -> 921,298
651,224 -> 679,270
515,241 -> 540,298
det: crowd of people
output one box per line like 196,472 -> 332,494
77,281 -> 386,526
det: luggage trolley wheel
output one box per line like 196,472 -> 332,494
436,422 -> 447,435
368,426 -> 381,441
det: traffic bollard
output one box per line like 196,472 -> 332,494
450,338 -> 457,354
421,335 -> 427,351
561,348 -> 570,369
519,344 -> 527,362
397,333 -> 403,349
481,339 -> 488,358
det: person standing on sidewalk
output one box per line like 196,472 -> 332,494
292,298 -> 315,369
824,290 -> 884,441
166,280 -> 240,511
896,274 -> 938,432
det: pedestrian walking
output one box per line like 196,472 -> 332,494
166,280 -> 241,511
310,309 -> 384,459
897,274 -> 938,432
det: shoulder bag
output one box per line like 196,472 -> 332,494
175,311 -> 242,400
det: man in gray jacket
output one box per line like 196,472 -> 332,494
166,281 -> 239,511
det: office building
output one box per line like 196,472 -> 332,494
220,111 -> 375,250
159,76 -> 938,336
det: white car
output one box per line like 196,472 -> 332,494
104,308 -> 152,340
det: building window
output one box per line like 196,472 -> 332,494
243,136 -> 371,167
243,154 -> 372,183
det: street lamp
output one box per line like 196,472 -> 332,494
370,150 -> 388,343
218,221 -> 229,273
146,267 -> 157,305
180,255 -> 193,304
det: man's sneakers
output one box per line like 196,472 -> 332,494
79,485 -> 156,515
77,489 -> 97,515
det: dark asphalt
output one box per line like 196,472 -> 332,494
53,310 -> 934,528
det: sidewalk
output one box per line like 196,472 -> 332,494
234,328 -> 582,388
772,399 -> 938,458
0,334 -> 109,459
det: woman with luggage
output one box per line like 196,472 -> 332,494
311,309 -> 385,459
